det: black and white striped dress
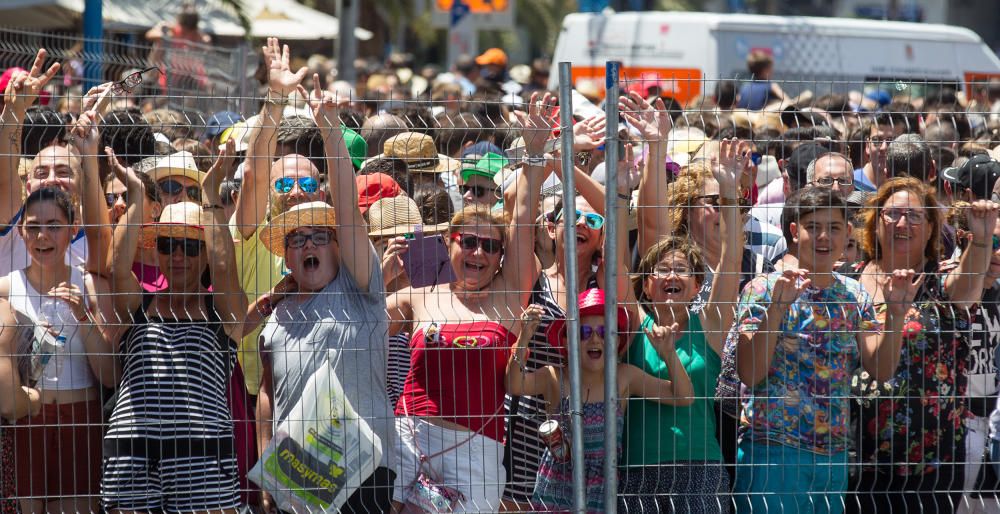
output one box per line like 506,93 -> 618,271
503,272 -> 599,503
101,294 -> 239,511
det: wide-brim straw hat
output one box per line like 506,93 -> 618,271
147,151 -> 206,184
380,132 -> 461,174
368,196 -> 447,237
138,201 -> 207,249
260,201 -> 338,258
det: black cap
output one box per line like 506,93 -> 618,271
942,153 -> 1000,200
785,142 -> 827,190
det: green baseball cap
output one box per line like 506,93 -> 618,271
342,127 -> 367,170
460,152 -> 509,183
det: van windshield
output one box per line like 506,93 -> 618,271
863,78 -> 960,100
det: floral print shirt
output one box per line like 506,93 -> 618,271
737,272 -> 881,455
854,266 -> 971,476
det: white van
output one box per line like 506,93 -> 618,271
551,11 -> 1000,104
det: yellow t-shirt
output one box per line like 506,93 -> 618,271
231,219 -> 287,394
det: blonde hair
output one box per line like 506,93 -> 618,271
665,161 -> 715,235
449,204 -> 509,244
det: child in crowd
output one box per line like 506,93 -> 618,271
733,186 -> 917,514
506,288 -> 693,513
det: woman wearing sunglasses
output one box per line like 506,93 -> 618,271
387,92 -> 555,513
102,154 -> 247,512
0,186 -> 118,514
621,93 -> 749,513
848,177 -> 998,514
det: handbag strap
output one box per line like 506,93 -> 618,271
401,395 -> 505,462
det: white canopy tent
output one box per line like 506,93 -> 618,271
0,0 -> 372,40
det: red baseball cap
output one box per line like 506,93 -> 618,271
356,173 -> 401,214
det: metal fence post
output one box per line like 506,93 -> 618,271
557,61 -> 586,514
602,60 -> 621,514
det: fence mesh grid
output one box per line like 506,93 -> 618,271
2,26 -> 1000,514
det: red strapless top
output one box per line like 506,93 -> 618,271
396,320 -> 515,442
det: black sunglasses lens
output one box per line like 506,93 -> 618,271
183,239 -> 203,256
459,235 -> 479,250
159,180 -> 182,195
482,240 -> 502,254
186,187 -> 201,201
155,237 -> 172,254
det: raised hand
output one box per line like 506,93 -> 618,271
202,138 -> 233,205
520,303 -> 546,335
965,200 -> 1000,244
309,73 -> 348,130
262,37 -> 307,97
771,268 -> 811,308
884,269 -> 923,317
716,138 -> 751,195
572,115 -> 606,152
71,110 -> 101,157
381,236 -> 409,285
80,82 -> 113,115
644,322 -> 681,357
514,92 -> 557,157
4,49 -> 60,113
105,147 -> 141,190
619,92 -> 672,143
617,142 -> 640,196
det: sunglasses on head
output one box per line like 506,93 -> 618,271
156,237 -> 204,257
580,324 -> 607,340
159,179 -> 202,201
285,228 -> 336,249
274,177 -> 320,194
451,233 -> 503,254
459,184 -> 499,199
554,209 -> 605,230
105,191 -> 127,207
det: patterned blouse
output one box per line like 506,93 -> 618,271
854,263 -> 972,476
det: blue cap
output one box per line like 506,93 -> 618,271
205,111 -> 242,138
461,141 -> 504,162
864,90 -> 892,107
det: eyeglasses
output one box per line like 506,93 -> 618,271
274,177 -> 320,194
156,237 -> 205,257
111,66 -> 160,95
881,208 -> 927,226
285,229 -> 336,249
105,191 -> 127,207
554,209 -> 606,230
451,233 -> 503,254
868,136 -> 891,146
813,176 -> 854,187
580,324 -> 607,340
459,184 -> 499,199
652,266 -> 693,278
693,194 -> 750,211
159,179 -> 202,201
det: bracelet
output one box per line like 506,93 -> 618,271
616,192 -> 632,201
76,311 -> 90,323
202,203 -> 224,211
264,90 -> 288,106
257,294 -> 274,317
972,240 -> 988,249
511,349 -> 528,373
523,155 -> 547,167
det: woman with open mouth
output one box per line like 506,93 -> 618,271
620,97 -> 750,513
0,186 -> 117,514
387,92 -> 554,513
101,154 -> 247,513
849,177 -> 998,514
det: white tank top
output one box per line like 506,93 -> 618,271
8,267 -> 96,390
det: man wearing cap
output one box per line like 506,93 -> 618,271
476,48 -> 508,89
203,110 -> 242,149
254,69 -> 398,514
944,154 -> 1000,203
0,50 -> 112,276
356,172 -> 402,216
460,152 -> 507,207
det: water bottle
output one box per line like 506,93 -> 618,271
37,297 -> 72,381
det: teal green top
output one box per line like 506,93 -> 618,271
623,312 -> 723,464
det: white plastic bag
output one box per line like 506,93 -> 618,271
249,350 -> 382,512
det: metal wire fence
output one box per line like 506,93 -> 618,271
2,38 -> 1000,514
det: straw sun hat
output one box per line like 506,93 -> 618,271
372,132 -> 461,174
367,196 -> 447,237
260,201 -> 338,258
138,201 -> 207,249
147,151 -> 206,184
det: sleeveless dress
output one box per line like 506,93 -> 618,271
532,398 -> 623,513
504,272 -> 599,502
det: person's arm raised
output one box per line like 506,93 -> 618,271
945,200 -> 999,310
0,50 -> 60,227
505,304 -> 558,398
859,269 -> 920,382
233,37 -> 307,239
621,93 -> 672,256
736,269 -> 810,387
71,110 -> 113,276
501,92 -> 555,300
310,75 -> 373,290
105,147 -> 144,322
202,147 -> 248,340
702,139 -> 751,355
626,323 -> 694,406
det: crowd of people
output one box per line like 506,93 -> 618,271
4,33 -> 1000,514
